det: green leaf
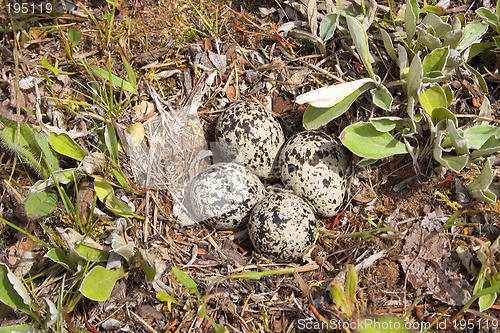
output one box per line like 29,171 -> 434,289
495,36 -> 500,48
139,261 -> 156,283
434,122 -> 468,172
346,16 -> 374,79
422,13 -> 452,38
453,14 -> 465,30
405,0 -> 419,43
477,95 -> 492,125
469,41 -> 497,61
358,158 -> 378,166
423,47 -> 449,74
319,13 -> 338,42
475,269 -> 497,312
403,96 -> 417,136
397,45 -> 408,80
94,178 -> 114,201
330,284 -> 352,314
34,132 -> 59,173
472,135 -> 500,158
418,85 -> 448,117
418,28 -> 442,50
112,240 -> 135,262
111,167 -> 129,189
497,0 -> 500,21
105,123 -> 120,165
380,29 -> 397,61
0,118 -> 61,178
121,54 -> 136,88
448,120 -> 468,155
0,264 -> 32,314
476,7 -> 500,33
91,66 -> 137,94
457,22 -> 488,50
74,243 -> 109,262
370,117 -> 407,132
345,265 -> 358,300
25,191 -> 58,219
43,297 -> 58,326
172,267 -> 201,301
200,303 -> 227,332
340,122 -> 408,159
40,57 -> 75,75
302,81 -> 373,129
94,178 -> 142,219
434,151 -> 468,173
49,133 -> 86,161
476,281 -> 500,297
68,28 -> 82,47
421,4 -> 446,15
296,78 -> 374,108
79,266 -> 125,301
370,85 -> 393,111
466,156 -> 496,203
431,107 -> 457,126
406,52 -> 423,99
0,118 -> 44,175
443,29 -> 464,49
197,303 -> 206,317
358,316 -> 415,333
464,63 -> 488,93
46,248 -> 77,272
463,125 -> 500,149
211,322 -> 226,333
156,291 -> 183,311
422,71 -> 446,81
0,325 -> 36,333
443,84 -> 454,107
106,195 -> 142,219
479,292 -> 497,312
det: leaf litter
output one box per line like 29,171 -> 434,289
398,206 -> 472,306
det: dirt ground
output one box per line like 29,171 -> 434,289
0,0 -> 499,332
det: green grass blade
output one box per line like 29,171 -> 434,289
172,267 -> 201,301
0,217 -> 52,248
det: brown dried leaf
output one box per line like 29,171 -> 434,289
226,85 -> 237,101
398,207 -> 472,305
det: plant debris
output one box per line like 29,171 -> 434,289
399,206 -> 472,306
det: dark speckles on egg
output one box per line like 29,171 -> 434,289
248,192 -> 317,262
215,102 -> 285,180
185,162 -> 266,230
279,131 -> 349,217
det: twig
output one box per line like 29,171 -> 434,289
227,6 -> 297,48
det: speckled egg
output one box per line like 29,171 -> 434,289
279,131 -> 349,217
248,192 -> 317,262
215,102 -> 285,180
185,162 -> 266,230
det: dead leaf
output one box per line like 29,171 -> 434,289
271,92 -> 292,116
398,207 -> 472,305
7,235 -> 36,266
132,100 -> 155,121
226,85 -> 237,101
77,181 -> 94,226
